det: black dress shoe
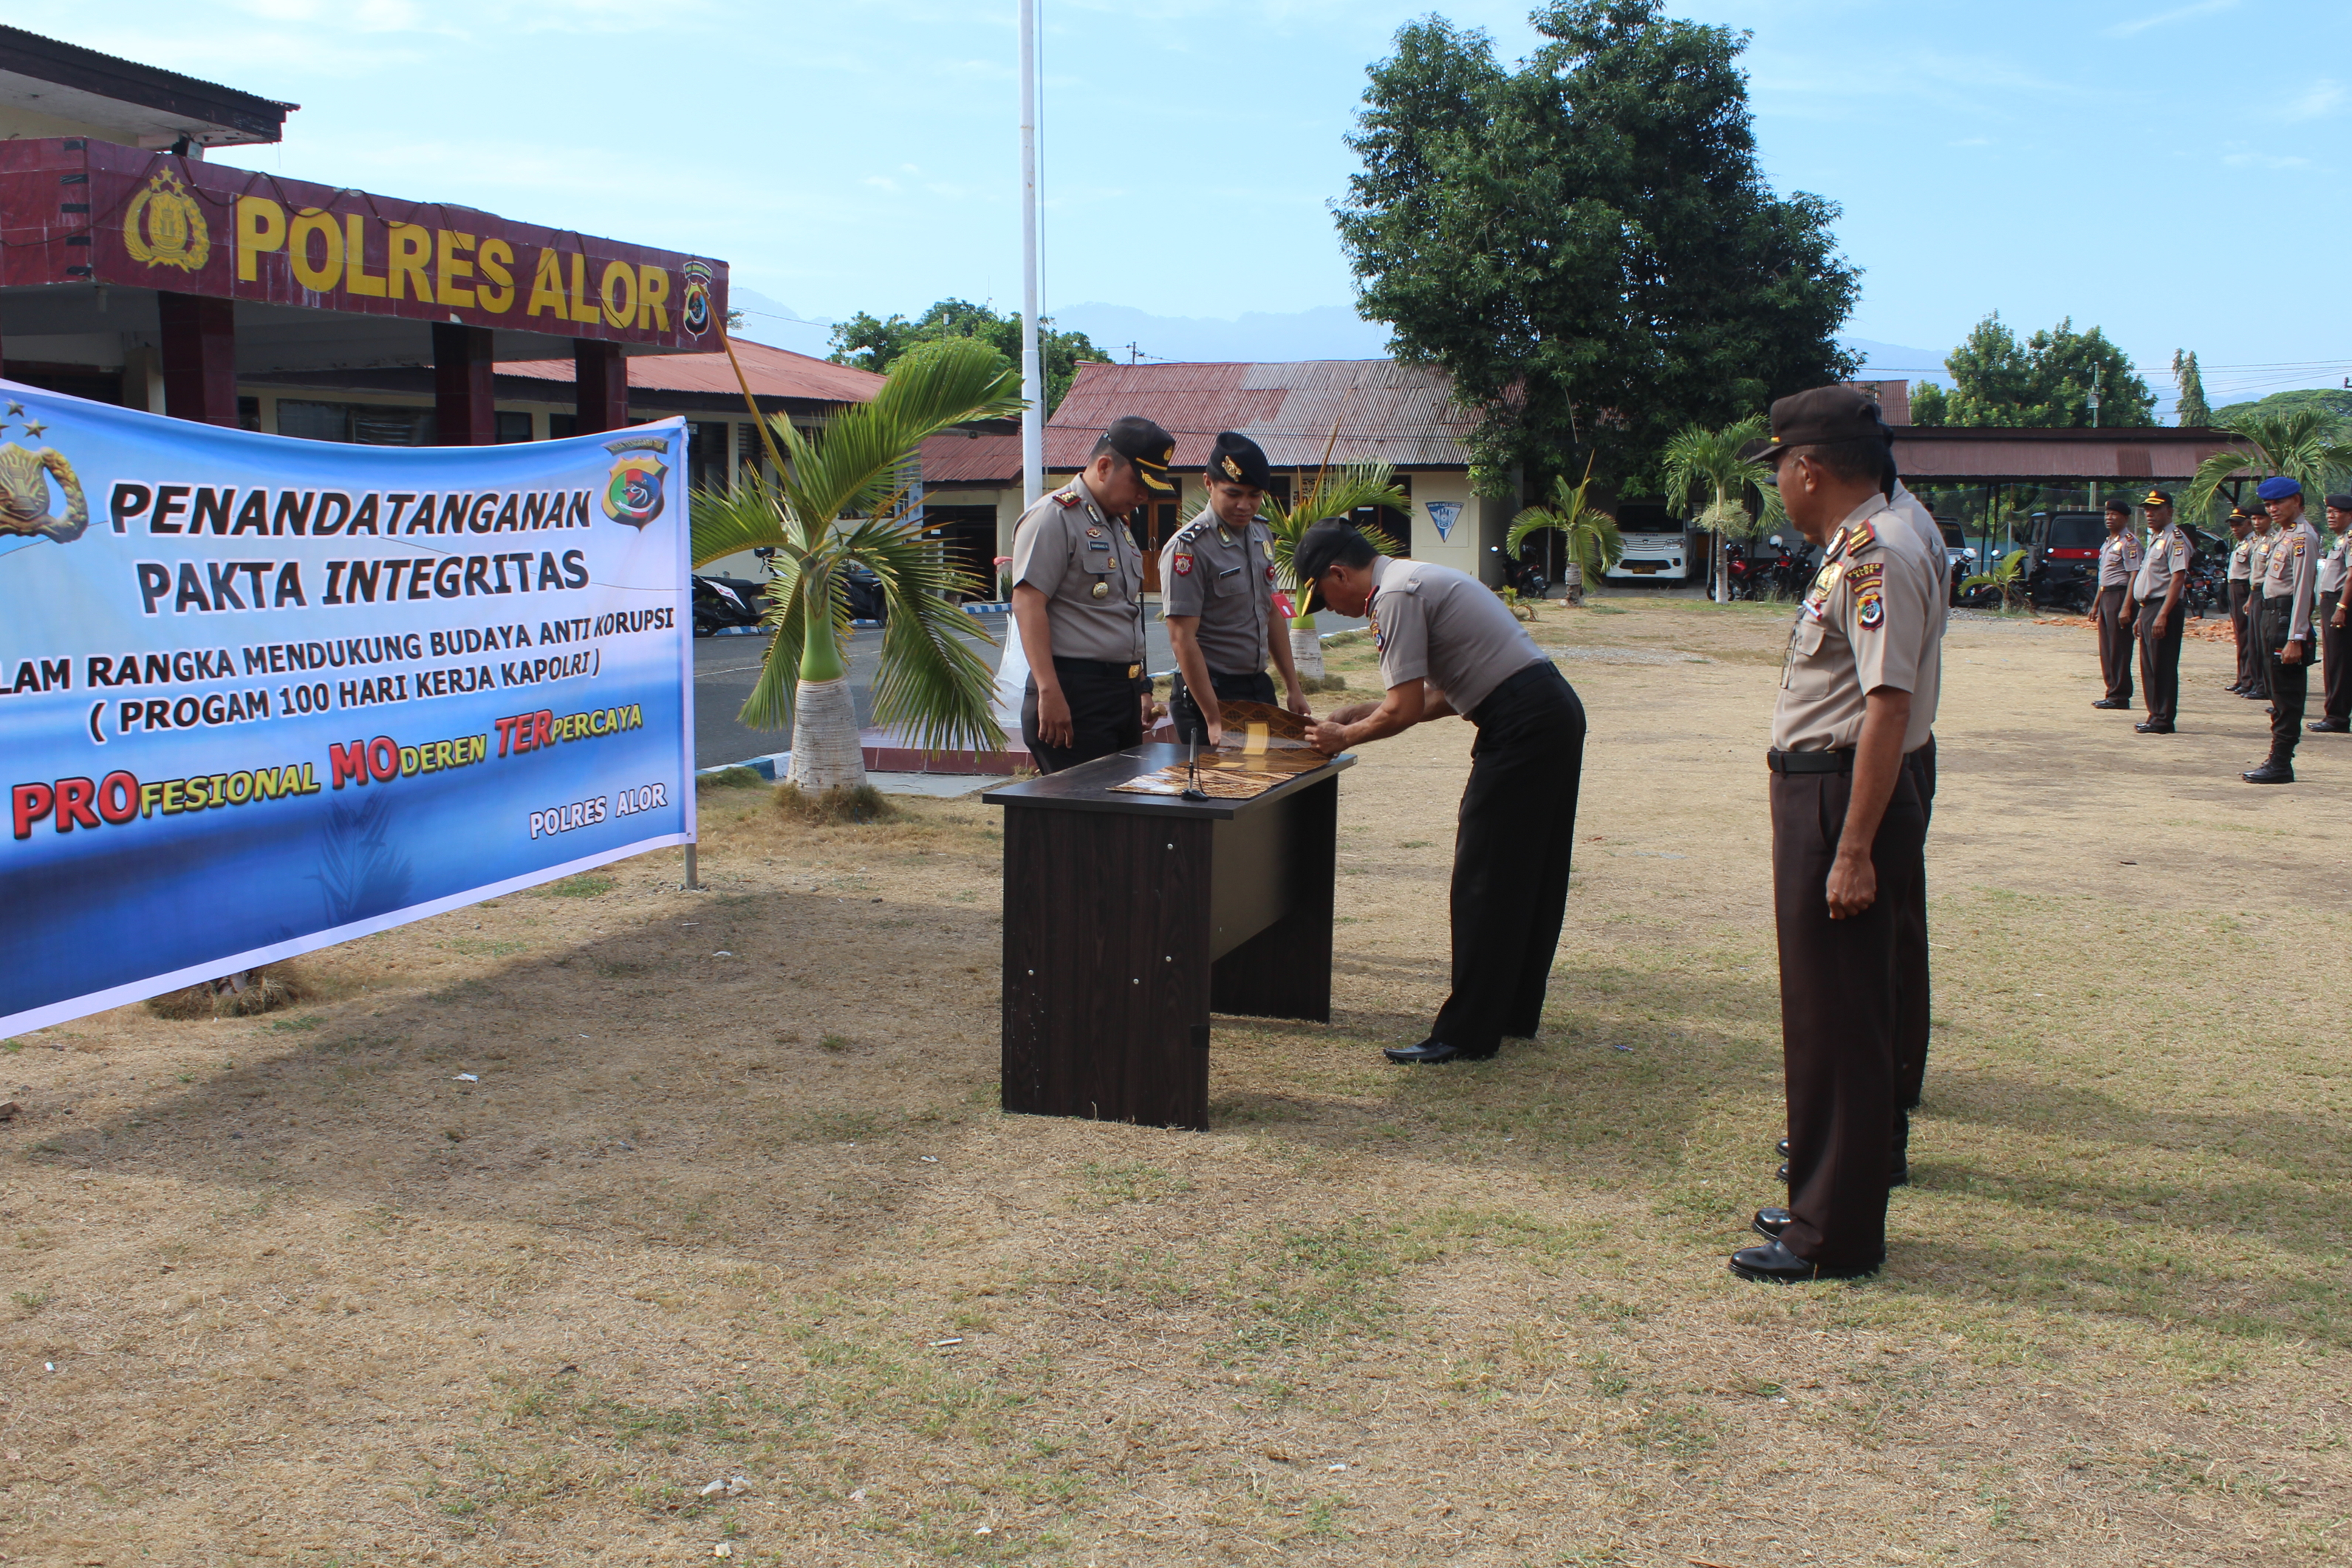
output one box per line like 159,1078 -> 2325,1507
1752,1206 -> 1791,1240
1383,1038 -> 1494,1064
2092,697 -> 2130,709
2311,719 -> 2350,733
1775,1137 -> 1791,1158
1729,1238 -> 1881,1283
1775,1161 -> 1788,1183
2134,720 -> 2174,733
2243,760 -> 2295,784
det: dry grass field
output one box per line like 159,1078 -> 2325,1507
2,595 -> 2346,1567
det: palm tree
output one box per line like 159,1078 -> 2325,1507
1257,462 -> 1409,681
2186,406 -> 2352,518
690,335 -> 1022,792
1508,462 -> 1624,601
1658,415 -> 1785,603
1960,548 -> 2028,613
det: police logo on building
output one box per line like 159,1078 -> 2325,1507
680,260 -> 714,337
0,406 -> 89,544
122,169 -> 211,273
601,436 -> 670,529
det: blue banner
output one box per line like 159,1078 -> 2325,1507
0,383 -> 693,1033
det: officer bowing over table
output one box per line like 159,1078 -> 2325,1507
1007,416 -> 1173,773
1161,431 -> 1313,745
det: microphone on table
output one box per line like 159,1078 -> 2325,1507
1181,733 -> 1209,801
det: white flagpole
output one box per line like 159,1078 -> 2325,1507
996,0 -> 1044,729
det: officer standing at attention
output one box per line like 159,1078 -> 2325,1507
2309,493 -> 2352,734
2092,499 -> 2143,710
2244,507 -> 2277,702
1294,521 -> 1587,1066
1729,386 -> 1944,1284
2246,475 -> 2322,784
1007,416 -> 1175,773
2129,490 -> 2189,735
2225,507 -> 2257,696
1160,431 -> 1312,744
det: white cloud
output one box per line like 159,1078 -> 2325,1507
2105,0 -> 2238,38
1949,137 -> 1993,148
2279,79 -> 2347,122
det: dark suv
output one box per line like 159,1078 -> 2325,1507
2025,510 -> 2108,612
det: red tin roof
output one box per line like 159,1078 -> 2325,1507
496,338 -> 883,405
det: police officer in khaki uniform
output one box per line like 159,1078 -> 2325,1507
2246,475 -> 2323,783
2225,507 -> 2258,696
2129,490 -> 2189,734
2310,493 -> 2352,733
1729,386 -> 1944,1284
1296,522 -> 1587,1066
2092,499 -> 2143,710
1160,432 -> 1311,744
1008,416 -> 1173,773
2244,508 -> 2277,701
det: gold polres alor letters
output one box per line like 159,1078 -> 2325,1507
233,195 -> 670,330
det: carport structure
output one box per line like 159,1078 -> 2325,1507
1892,424 -> 2249,561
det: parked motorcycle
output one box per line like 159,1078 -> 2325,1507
1723,542 -> 1765,601
692,574 -> 767,637
1488,545 -> 1550,598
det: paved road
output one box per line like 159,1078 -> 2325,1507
693,607 -> 1368,769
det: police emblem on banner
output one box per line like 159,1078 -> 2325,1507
122,169 -> 211,273
601,436 -> 671,528
680,260 -> 714,337
0,406 -> 89,544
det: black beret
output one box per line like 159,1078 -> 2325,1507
2104,498 -> 2131,514
1205,431 -> 1271,490
2327,493 -> 2352,511
1100,415 -> 1176,492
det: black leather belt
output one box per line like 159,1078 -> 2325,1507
1052,656 -> 1145,681
1767,748 -> 1853,774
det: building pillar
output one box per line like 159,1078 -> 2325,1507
574,340 -> 629,434
157,292 -> 236,426
432,323 -> 496,445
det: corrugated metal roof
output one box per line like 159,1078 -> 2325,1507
496,338 -> 883,405
1892,426 -> 2240,482
917,358 -> 1471,485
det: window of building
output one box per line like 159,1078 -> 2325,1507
276,399 -> 436,446
496,411 -> 533,444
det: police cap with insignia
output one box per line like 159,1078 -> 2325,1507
1096,414 -> 1177,493
2139,488 -> 2172,510
1291,519 -> 1371,614
2257,475 -> 2303,502
1206,431 -> 1271,490
1740,385 -> 1892,469
2228,504 -> 2256,524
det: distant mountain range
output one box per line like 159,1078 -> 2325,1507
727,288 -> 1965,391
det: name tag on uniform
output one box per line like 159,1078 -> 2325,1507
1217,565 -> 1241,578
1087,539 -> 1111,551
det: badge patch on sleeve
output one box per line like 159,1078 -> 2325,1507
1368,610 -> 1385,653
1857,587 -> 1885,629
1845,561 -> 1885,590
1173,553 -> 1194,576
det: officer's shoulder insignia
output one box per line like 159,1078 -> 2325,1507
1053,488 -> 1080,507
1845,561 -> 1885,589
1845,520 -> 1880,553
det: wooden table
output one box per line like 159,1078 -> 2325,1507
982,744 -> 1356,1131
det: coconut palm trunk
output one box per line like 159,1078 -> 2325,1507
1288,622 -> 1326,682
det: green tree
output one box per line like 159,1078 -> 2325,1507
2212,386 -> 2352,425
1508,462 -> 1625,602
1334,1 -> 1859,493
1909,313 -> 2153,427
827,299 -> 1105,414
1657,414 -> 1785,603
2172,349 -> 2212,427
1251,463 -> 1410,682
2185,406 -> 2352,519
691,336 -> 1023,793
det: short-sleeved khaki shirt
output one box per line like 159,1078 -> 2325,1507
2319,528 -> 2351,595
2098,529 -> 2144,588
2130,523 -> 2189,602
1772,497 -> 1945,754
2229,538 -> 2252,581
1008,473 -> 1147,668
1159,511 -> 1276,675
1368,558 -> 1545,718
2261,517 -> 2322,643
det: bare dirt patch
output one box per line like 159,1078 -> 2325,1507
2,595 -> 2345,1566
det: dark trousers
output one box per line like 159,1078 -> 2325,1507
1893,739 -> 1935,1148
1429,663 -> 1586,1055
1021,659 -> 1145,775
1169,668 -> 1274,745
2093,586 -> 2135,702
2322,591 -> 2350,722
2230,581 -> 2256,690
2136,599 -> 2184,725
2263,599 -> 2308,762
2247,584 -> 2272,698
1771,763 -> 1927,1271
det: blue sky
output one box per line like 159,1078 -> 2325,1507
56,0 -> 2352,407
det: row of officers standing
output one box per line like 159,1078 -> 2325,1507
1005,392 -> 1952,1286
2088,478 -> 2349,783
